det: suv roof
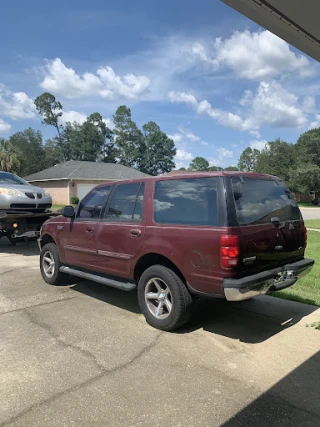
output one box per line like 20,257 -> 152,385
94,171 -> 280,188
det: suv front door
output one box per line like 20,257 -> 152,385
62,185 -> 111,270
93,182 -> 146,279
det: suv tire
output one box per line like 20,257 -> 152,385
137,265 -> 193,331
40,243 -> 67,285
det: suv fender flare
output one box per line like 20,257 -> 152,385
39,233 -> 66,260
132,252 -> 187,285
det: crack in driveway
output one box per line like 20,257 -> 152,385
0,309 -> 162,427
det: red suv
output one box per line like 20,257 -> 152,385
39,172 -> 314,331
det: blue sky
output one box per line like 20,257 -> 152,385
1,0 -> 320,169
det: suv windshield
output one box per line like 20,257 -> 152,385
232,177 -> 300,225
0,172 -> 28,185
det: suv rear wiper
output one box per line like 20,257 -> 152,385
271,217 -> 287,229
271,217 -> 281,227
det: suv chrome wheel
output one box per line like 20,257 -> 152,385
42,250 -> 55,278
138,265 -> 193,331
40,243 -> 67,285
145,278 -> 173,319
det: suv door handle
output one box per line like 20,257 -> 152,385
86,226 -> 94,233
130,229 -> 141,237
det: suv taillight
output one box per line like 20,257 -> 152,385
304,226 -> 307,248
220,235 -> 239,269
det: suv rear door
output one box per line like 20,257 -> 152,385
229,176 -> 305,276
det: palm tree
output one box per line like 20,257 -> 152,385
0,139 -> 20,173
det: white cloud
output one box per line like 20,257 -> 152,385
103,118 -> 114,129
209,148 -> 234,167
248,81 -> 307,129
174,161 -> 187,170
0,119 -> 11,132
302,96 -> 316,113
40,58 -> 150,100
240,90 -> 253,106
59,111 -> 114,129
0,86 -> 36,120
192,30 -> 313,80
169,127 -> 208,147
250,139 -> 267,151
169,90 -> 251,132
209,159 -> 220,167
309,114 -> 320,129
60,110 -> 87,125
168,133 -> 182,144
217,147 -> 233,159
170,80 -> 308,134
169,91 -> 198,106
178,127 -> 200,142
175,149 -> 193,161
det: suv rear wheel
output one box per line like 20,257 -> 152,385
137,265 -> 193,331
40,243 -> 67,285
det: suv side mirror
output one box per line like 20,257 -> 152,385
62,205 -> 75,218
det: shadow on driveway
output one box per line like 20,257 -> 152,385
0,238 -> 39,256
72,280 -> 318,344
222,351 -> 320,426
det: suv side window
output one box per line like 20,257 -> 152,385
154,177 -> 218,226
104,183 -> 144,222
76,186 -> 111,219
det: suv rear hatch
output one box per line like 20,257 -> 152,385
228,175 -> 305,277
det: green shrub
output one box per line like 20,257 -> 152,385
70,196 -> 79,205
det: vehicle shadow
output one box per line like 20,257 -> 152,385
0,238 -> 39,256
179,297 -> 317,344
72,280 -> 318,344
73,280 -> 141,314
222,351 -> 320,426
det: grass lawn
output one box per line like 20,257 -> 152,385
51,204 -> 66,211
272,230 -> 320,306
304,219 -> 320,230
51,204 -> 76,211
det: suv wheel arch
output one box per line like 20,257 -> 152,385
134,253 -> 186,285
39,233 -> 58,250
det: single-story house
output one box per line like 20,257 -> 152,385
24,160 -> 150,205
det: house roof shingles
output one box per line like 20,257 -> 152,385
25,161 -> 150,182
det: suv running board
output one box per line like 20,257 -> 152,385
59,266 -> 136,291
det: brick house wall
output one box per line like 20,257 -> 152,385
28,179 -> 113,205
30,180 -> 70,205
293,193 -> 314,203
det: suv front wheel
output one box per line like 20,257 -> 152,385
40,243 -> 67,285
137,265 -> 193,331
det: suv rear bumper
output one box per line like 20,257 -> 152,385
223,258 -> 314,302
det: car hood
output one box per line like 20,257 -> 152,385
0,183 -> 46,194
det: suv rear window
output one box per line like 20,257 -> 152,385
232,177 -> 300,225
154,177 -> 218,226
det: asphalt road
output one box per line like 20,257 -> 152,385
0,238 -> 320,427
300,207 -> 320,220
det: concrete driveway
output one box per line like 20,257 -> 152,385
300,207 -> 320,220
0,239 -> 320,427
